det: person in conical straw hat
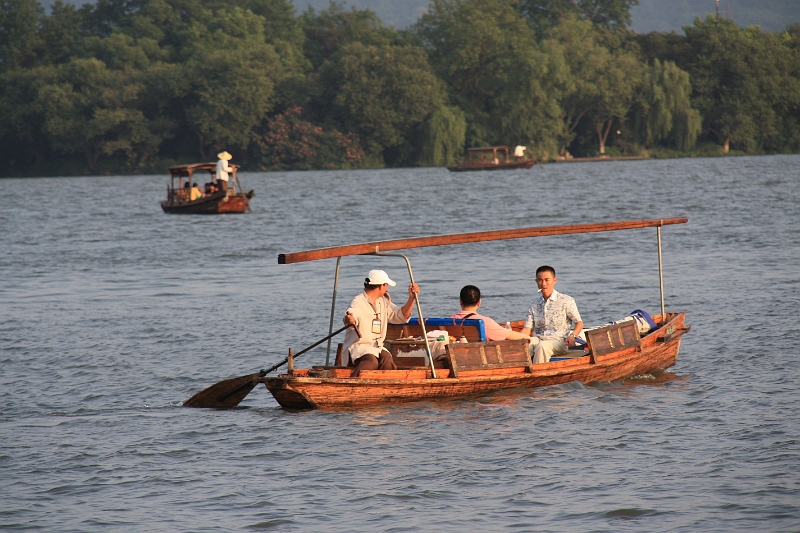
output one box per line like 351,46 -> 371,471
342,269 -> 420,377
216,151 -> 233,192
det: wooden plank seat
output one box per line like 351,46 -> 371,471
336,318 -> 525,376
358,369 -> 452,379
386,318 -> 488,343
385,317 -> 488,369
446,339 -> 532,377
551,348 -> 590,361
585,320 -> 640,363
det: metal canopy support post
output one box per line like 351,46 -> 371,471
371,252 -> 438,379
657,224 -> 666,325
325,256 -> 342,365
232,168 -> 242,196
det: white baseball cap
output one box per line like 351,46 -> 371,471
366,269 -> 396,286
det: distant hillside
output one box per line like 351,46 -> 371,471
39,0 -> 800,32
292,0 -> 429,28
630,0 -> 800,33
292,0 -> 800,32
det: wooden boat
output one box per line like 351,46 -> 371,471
256,218 -> 690,409
161,162 -> 254,214
447,146 -> 538,172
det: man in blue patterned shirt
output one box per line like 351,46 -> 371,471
520,265 -> 584,364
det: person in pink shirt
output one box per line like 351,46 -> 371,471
450,285 -> 531,342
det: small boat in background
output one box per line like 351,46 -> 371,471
448,146 -> 538,172
161,162 -> 254,214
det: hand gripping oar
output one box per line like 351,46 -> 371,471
183,324 -> 358,408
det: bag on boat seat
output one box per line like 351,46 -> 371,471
605,310 -> 657,335
581,309 -> 656,343
629,309 -> 657,334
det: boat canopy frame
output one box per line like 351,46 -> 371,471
467,146 -> 510,163
278,217 -> 688,376
166,162 -> 245,201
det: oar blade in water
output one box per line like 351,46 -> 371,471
183,373 -> 261,408
183,325 -> 352,408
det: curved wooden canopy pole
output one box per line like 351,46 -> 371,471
278,217 -> 688,265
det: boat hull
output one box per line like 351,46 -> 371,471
261,313 -> 687,409
447,159 -> 538,172
161,190 -> 253,214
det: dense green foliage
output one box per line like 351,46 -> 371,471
637,18 -> 800,154
1,0 -> 799,175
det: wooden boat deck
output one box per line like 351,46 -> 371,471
261,312 -> 688,409
182,217 -> 689,410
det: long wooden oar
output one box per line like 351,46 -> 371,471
183,324 -> 356,408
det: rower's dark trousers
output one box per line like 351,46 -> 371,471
218,179 -> 228,192
350,350 -> 397,377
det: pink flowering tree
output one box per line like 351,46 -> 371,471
255,106 -> 365,169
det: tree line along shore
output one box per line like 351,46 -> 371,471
1,0 -> 799,176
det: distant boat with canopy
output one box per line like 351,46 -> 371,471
447,146 -> 538,171
161,162 -> 254,214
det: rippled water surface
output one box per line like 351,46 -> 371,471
2,155 -> 799,532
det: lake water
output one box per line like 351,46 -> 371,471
1,155 -> 799,532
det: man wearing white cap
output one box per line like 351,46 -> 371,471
216,151 -> 233,192
342,270 -> 420,376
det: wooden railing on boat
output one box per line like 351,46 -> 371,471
585,321 -> 641,363
446,339 -> 531,377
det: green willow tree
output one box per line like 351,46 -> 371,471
300,2 -> 397,69
313,42 -> 445,164
675,17 -> 800,153
632,59 -> 701,150
683,17 -> 769,152
413,0 -> 564,157
420,105 -> 467,166
35,58 -> 157,169
0,0 -> 43,70
2,0 -> 799,175
541,16 -> 610,156
180,8 -> 283,157
520,0 -> 639,35
0,66 -> 52,165
587,47 -> 643,154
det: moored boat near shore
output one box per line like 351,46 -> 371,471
447,146 -> 538,171
184,217 -> 690,410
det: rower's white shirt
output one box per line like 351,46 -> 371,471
341,291 -> 407,365
216,158 -> 232,182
